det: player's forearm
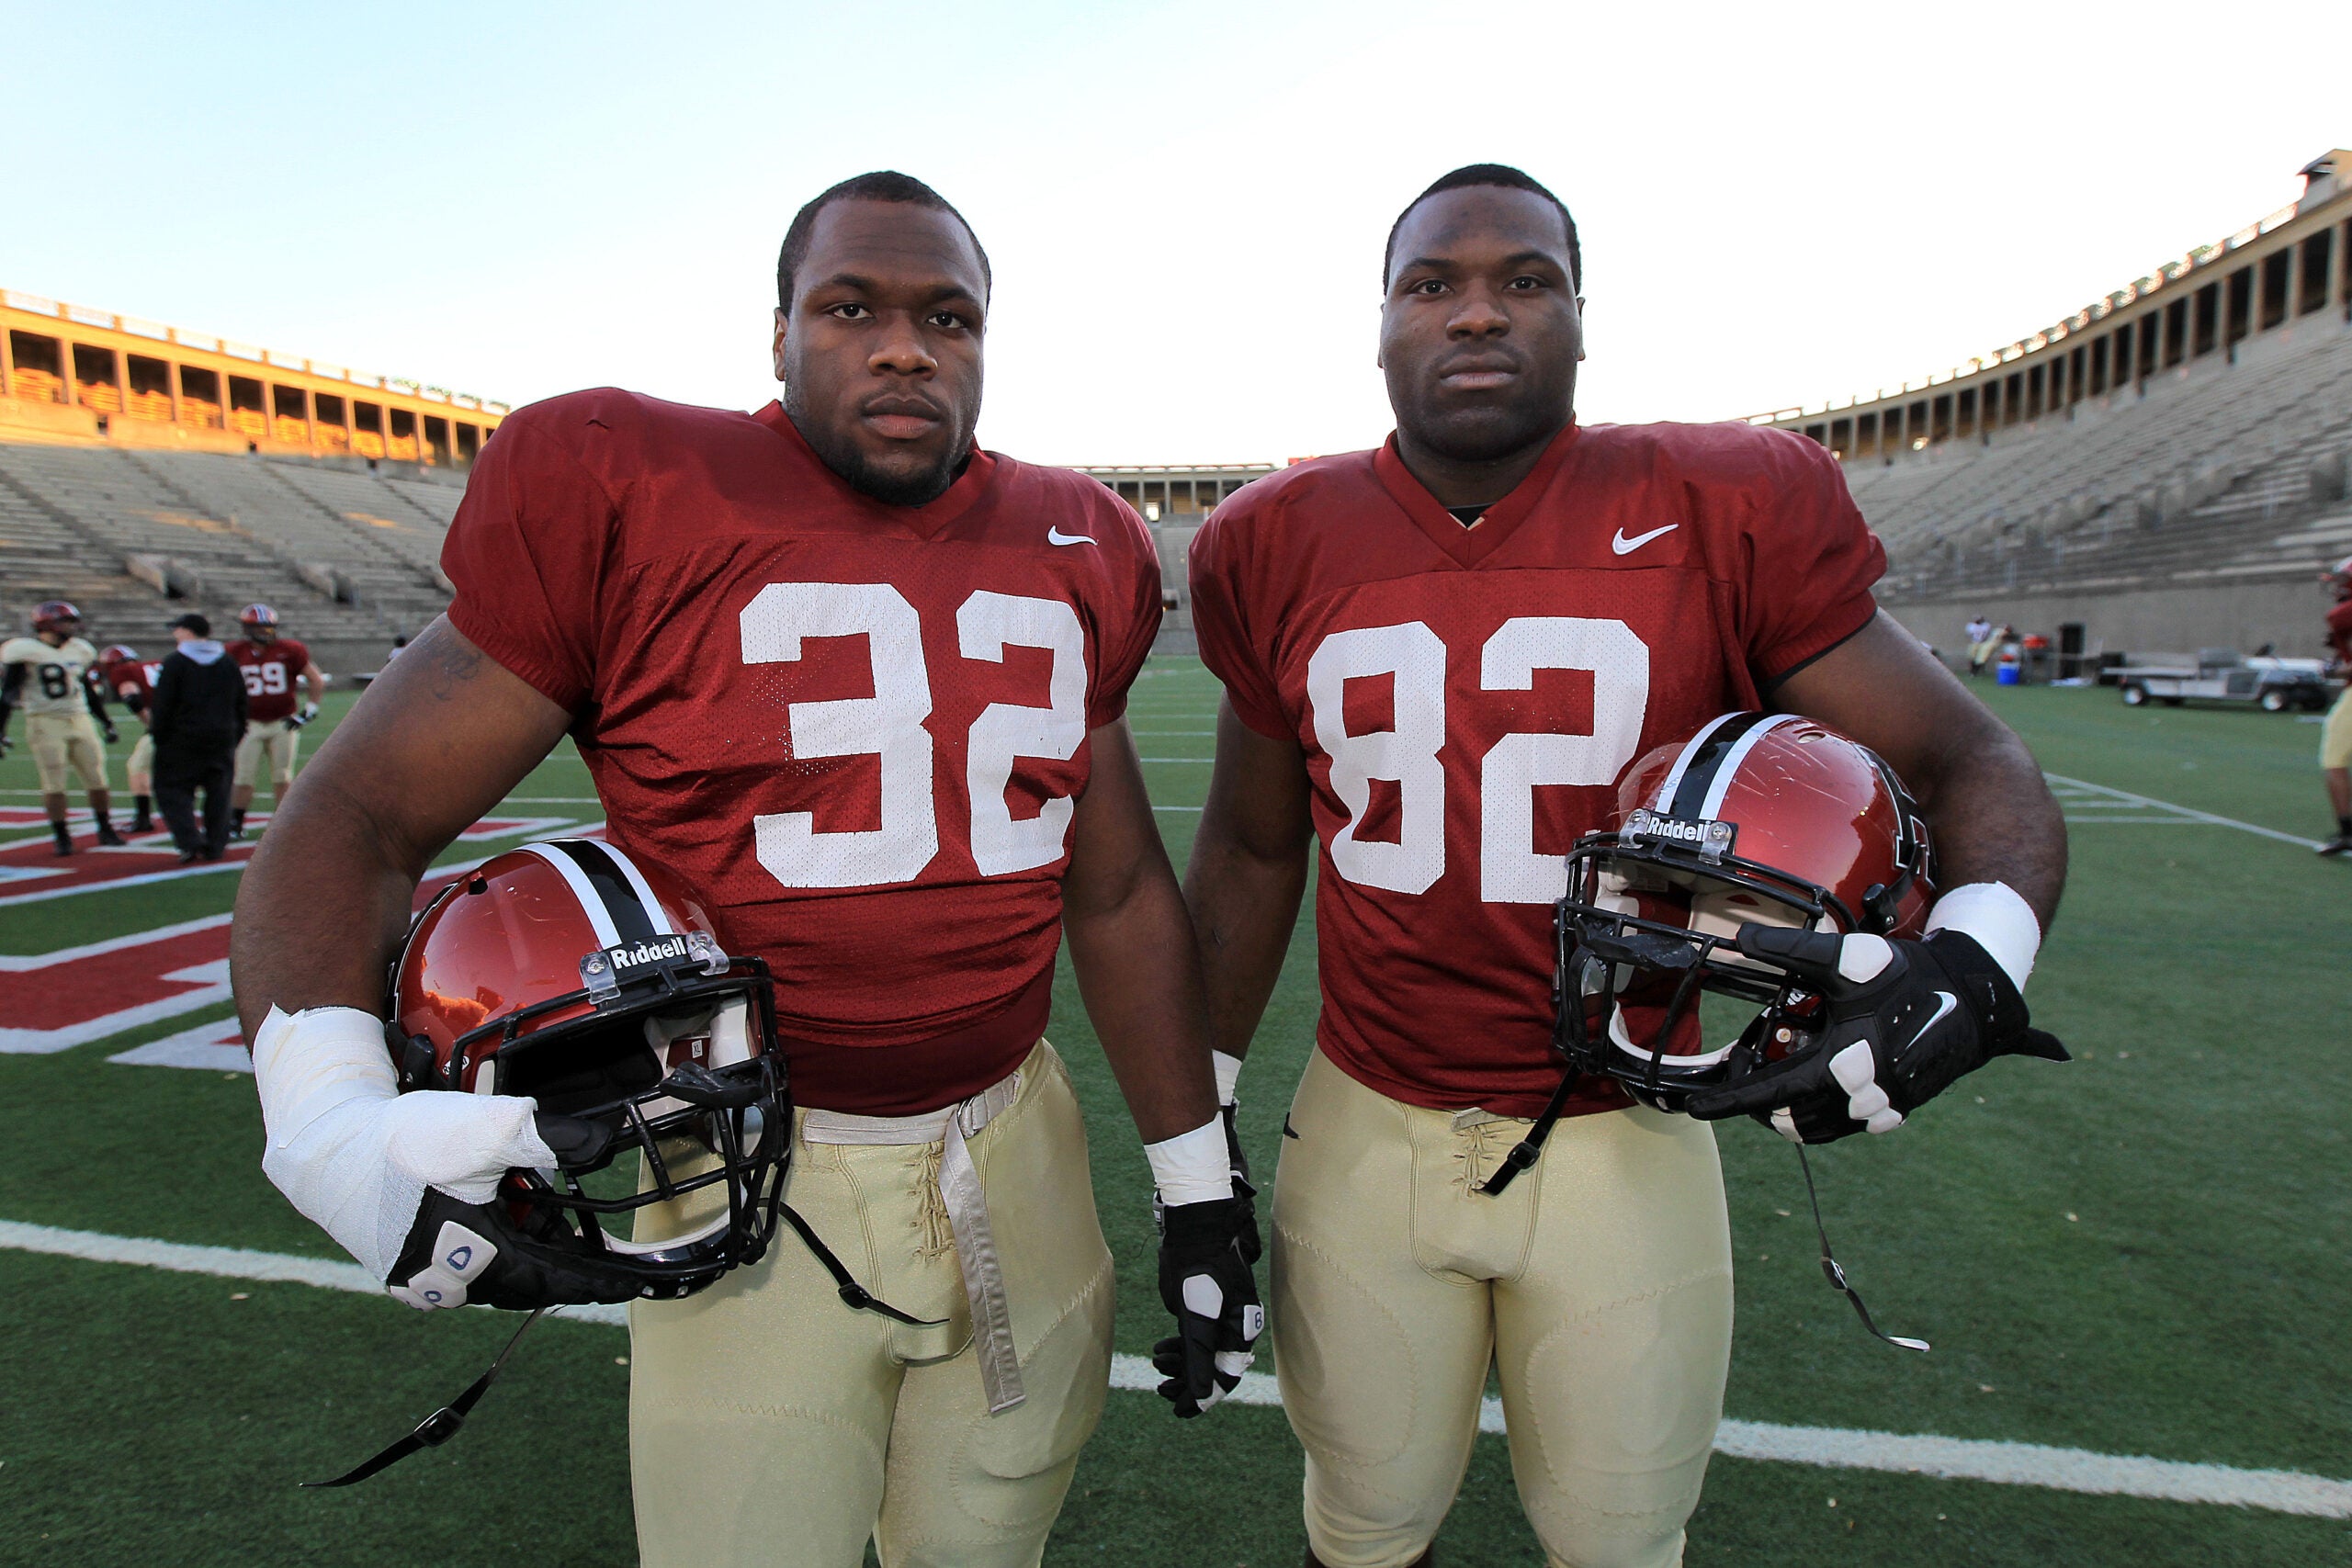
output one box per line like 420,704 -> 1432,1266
1065,864 -> 1221,1144
1181,826 -> 1307,1064
231,773 -> 437,1038
1912,725 -> 2067,931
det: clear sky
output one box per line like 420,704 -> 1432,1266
5,1 -> 2343,466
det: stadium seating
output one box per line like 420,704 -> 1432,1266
0,441 -> 465,665
1854,319 -> 2352,604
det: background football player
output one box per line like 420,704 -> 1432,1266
232,172 -> 1260,1568
98,643 -> 162,836
226,603 -> 325,839
0,601 -> 122,854
2315,555 -> 2352,857
1182,165 -> 2069,1568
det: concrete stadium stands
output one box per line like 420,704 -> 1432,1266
0,442 -> 462,673
1861,317 -> 2352,658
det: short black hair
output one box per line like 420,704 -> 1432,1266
172,612 -> 210,637
775,171 -> 992,313
1384,164 -> 1580,293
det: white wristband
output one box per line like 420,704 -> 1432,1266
1212,1050 -> 1244,1108
1146,1116 -> 1235,1206
1923,882 -> 2041,991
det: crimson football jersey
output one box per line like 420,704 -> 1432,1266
442,390 -> 1161,1115
104,658 -> 160,714
232,637 -> 311,723
2326,597 -> 2352,664
1189,421 -> 1884,1119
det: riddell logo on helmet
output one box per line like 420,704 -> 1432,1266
1623,809 -> 1737,853
608,936 -> 694,970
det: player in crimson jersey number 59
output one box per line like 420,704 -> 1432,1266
227,603 -> 325,838
1182,165 -> 2069,1568
232,173 -> 1258,1568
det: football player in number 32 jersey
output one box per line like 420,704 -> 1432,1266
1183,165 -> 2069,1568
231,173 -> 1259,1568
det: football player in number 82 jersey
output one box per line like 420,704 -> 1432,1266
232,174 -> 1258,1568
1182,165 -> 2069,1568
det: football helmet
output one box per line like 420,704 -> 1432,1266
32,600 -> 81,636
387,837 -> 790,1301
1553,711 -> 1934,1112
239,603 -> 280,639
99,643 -> 137,664
2327,554 -> 2352,599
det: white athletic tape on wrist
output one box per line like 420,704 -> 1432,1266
1212,1051 -> 1244,1108
1924,881 -> 2041,990
253,1004 -> 554,1291
1147,1117 -> 1234,1206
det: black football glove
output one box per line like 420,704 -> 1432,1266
100,719 -> 119,744
1685,927 -> 2067,1144
1150,1195 -> 1264,1417
383,1112 -> 649,1312
1221,1100 -> 1261,1267
288,701 -> 319,730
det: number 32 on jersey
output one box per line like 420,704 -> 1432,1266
740,582 -> 1088,890
1305,616 -> 1650,906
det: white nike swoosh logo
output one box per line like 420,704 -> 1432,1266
1046,527 -> 1097,547
1611,523 -> 1679,556
1916,990 -> 1959,1040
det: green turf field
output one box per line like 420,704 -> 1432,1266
2,665 -> 2346,1566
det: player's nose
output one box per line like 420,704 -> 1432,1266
1446,286 -> 1510,337
869,314 -> 939,376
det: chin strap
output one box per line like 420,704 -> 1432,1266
1795,1145 -> 1929,1354
303,1207 -> 942,1487
775,1202 -> 945,1327
302,1308 -> 548,1488
1473,1066 -> 1582,1198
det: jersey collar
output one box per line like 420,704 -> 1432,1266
752,401 -> 995,539
1373,421 -> 1581,568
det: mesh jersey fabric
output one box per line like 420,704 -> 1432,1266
1188,419 -> 1883,1118
442,389 -> 1162,1113
231,638 -> 311,722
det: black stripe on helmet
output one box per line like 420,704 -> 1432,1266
1667,711 -> 1778,821
549,839 -> 660,943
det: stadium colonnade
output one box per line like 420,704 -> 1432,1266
1763,149 -> 2352,662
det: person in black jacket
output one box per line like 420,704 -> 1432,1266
150,613 -> 247,863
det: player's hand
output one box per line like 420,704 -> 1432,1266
100,720 -> 119,744
254,1006 -> 639,1310
1151,1195 -> 1264,1417
1686,928 -> 2067,1143
289,702 -> 319,730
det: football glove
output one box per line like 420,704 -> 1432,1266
1150,1195 -> 1264,1418
254,1006 -> 639,1310
100,718 -> 119,744
288,702 -> 320,730
1685,927 -> 2067,1144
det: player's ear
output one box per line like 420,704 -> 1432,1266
1575,297 -> 1588,362
771,309 -> 789,382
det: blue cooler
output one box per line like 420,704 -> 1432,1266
1996,664 -> 2022,685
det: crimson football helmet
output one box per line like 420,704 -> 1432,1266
1554,712 -> 1934,1111
239,603 -> 279,639
388,838 -> 789,1300
99,643 -> 137,664
32,600 -> 81,636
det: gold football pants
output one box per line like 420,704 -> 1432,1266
26,712 -> 107,795
232,722 -> 300,789
1272,1047 -> 1734,1568
628,1040 -> 1115,1568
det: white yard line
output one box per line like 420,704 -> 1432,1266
2043,773 -> 2324,850
2,1219 -> 2345,1518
